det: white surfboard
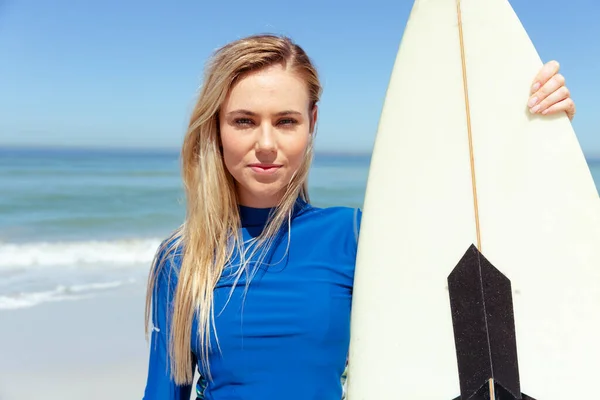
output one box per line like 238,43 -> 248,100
347,0 -> 600,399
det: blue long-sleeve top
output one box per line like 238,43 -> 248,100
143,199 -> 362,399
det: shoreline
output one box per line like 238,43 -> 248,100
0,285 -> 152,400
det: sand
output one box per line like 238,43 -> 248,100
0,285 -> 165,400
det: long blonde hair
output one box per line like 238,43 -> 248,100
145,34 -> 322,385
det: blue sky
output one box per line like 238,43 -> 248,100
0,0 -> 598,156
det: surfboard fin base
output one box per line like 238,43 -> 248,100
447,244 -> 535,400
450,381 -> 535,400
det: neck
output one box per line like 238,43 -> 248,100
236,190 -> 285,209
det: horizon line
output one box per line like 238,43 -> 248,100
1,143 -> 599,162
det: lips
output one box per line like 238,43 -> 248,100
248,163 -> 282,174
248,163 -> 281,170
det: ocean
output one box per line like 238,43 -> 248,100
0,147 -> 598,310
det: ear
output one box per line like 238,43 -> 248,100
309,104 -> 318,134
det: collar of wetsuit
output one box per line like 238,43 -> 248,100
238,197 -> 309,227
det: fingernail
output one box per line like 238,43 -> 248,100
530,104 -> 541,113
531,82 -> 540,92
528,97 -> 538,107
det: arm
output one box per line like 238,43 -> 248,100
143,249 -> 196,400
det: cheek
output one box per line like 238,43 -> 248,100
284,134 -> 311,168
220,124 -> 247,158
219,131 -> 249,177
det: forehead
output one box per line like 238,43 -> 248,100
222,64 -> 310,112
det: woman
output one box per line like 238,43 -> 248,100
142,34 -> 576,399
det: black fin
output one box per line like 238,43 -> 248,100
447,244 -> 531,400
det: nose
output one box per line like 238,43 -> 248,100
255,122 -> 277,154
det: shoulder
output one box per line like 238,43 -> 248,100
298,204 -> 362,235
295,204 -> 363,258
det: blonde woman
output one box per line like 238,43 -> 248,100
142,34 -> 576,399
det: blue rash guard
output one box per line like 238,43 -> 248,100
143,199 -> 362,400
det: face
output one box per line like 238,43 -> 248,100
219,64 -> 317,208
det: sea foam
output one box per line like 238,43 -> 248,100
0,238 -> 163,269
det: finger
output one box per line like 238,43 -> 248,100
530,85 -> 570,114
528,73 -> 566,109
541,98 -> 576,120
530,60 -> 560,93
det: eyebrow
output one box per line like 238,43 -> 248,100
226,109 -> 302,117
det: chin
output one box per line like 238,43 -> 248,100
254,185 -> 286,201
241,182 -> 287,207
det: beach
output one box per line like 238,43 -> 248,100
0,284 -> 149,400
0,147 -> 598,399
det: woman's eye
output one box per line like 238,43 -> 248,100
234,118 -> 253,126
278,118 -> 298,126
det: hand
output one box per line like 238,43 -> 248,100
528,60 -> 576,121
